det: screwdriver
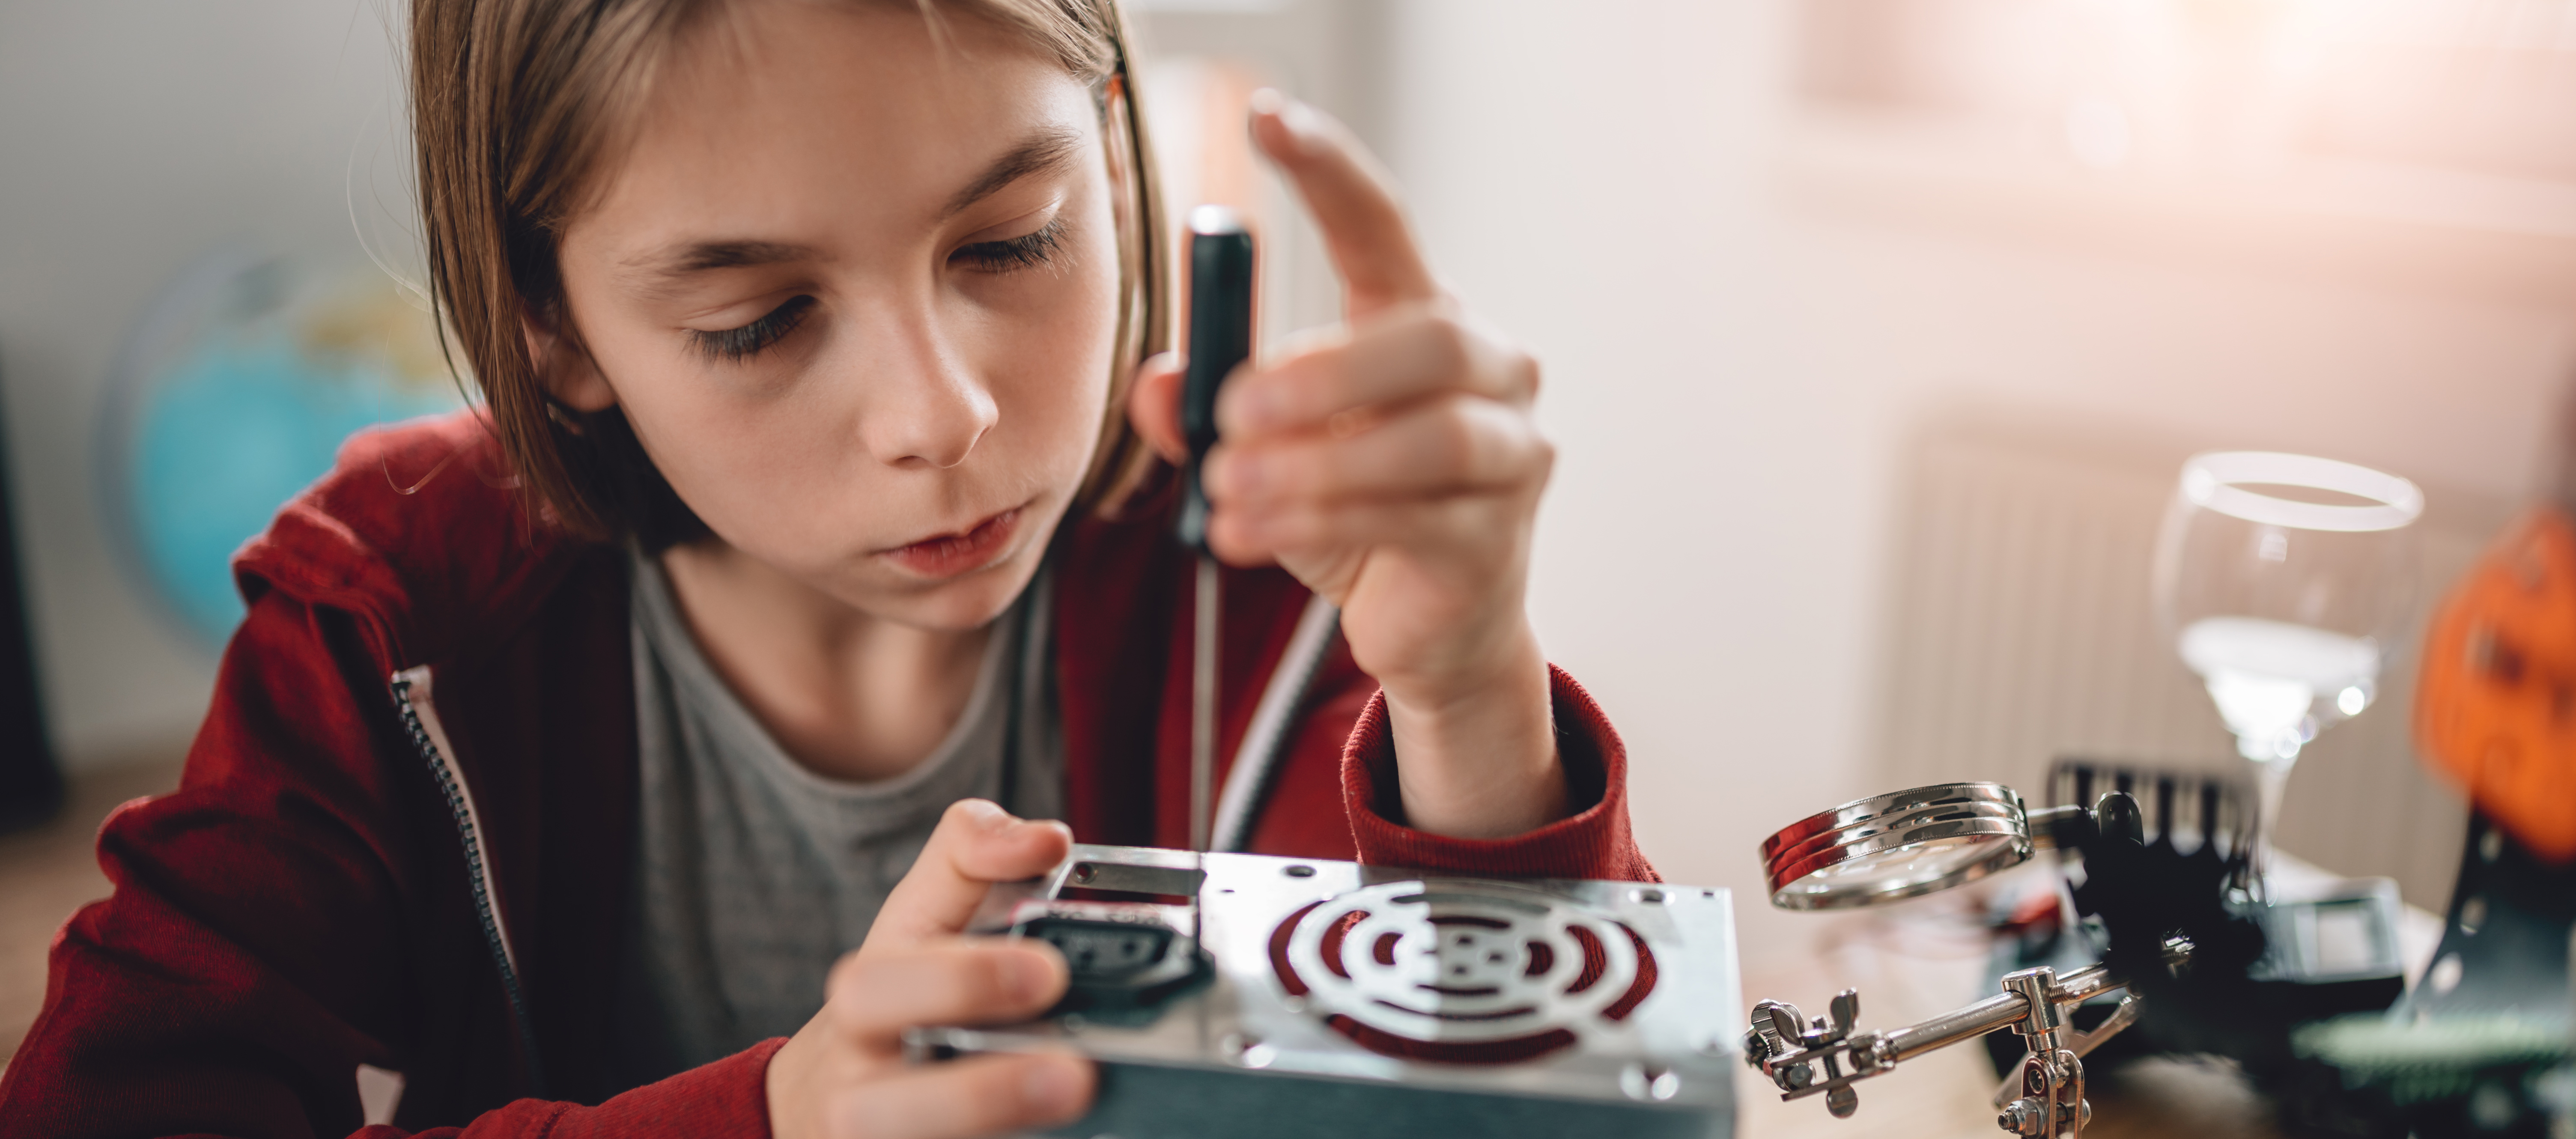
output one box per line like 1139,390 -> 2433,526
1178,206 -> 1254,853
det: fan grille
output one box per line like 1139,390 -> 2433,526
1267,881 -> 1658,1064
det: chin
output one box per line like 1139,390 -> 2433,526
877,544 -> 1047,631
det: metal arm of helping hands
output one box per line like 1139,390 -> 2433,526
1742,936 -> 2191,1137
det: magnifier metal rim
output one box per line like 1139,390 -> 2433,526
1769,823 -> 2030,910
1762,798 -> 2022,875
1761,782 -> 2034,911
1758,781 -> 2020,862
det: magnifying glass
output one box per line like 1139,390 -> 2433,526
1760,782 -> 2114,911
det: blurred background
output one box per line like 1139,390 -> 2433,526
1,0 -> 2571,1127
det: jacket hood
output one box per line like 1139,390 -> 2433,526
231,410 -> 595,671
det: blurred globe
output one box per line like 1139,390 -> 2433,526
104,250 -> 467,648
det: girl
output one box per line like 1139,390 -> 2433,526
0,0 -> 1650,1135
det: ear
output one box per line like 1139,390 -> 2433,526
521,304 -> 617,412
1126,352 -> 1187,463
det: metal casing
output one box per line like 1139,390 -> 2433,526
912,845 -> 1740,1139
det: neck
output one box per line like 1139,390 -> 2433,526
659,540 -> 993,783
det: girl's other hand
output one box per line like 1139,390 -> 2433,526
1130,92 -> 1565,840
766,799 -> 1093,1139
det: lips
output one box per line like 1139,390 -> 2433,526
880,506 -> 1024,579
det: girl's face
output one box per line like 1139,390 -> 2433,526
549,0 -> 1123,629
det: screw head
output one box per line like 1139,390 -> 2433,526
1826,1085 -> 1858,1118
1780,1061 -> 1815,1090
1619,1062 -> 1681,1102
1997,1097 -> 2047,1136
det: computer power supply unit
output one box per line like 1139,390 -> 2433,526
908,844 -> 1740,1139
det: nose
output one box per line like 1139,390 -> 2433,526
852,311 -> 998,471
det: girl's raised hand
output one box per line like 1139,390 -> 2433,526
766,799 -> 1093,1139
1131,92 -> 1565,840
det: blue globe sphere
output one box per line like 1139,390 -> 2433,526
107,252 -> 466,647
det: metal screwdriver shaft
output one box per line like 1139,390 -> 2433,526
1191,554 -> 1218,852
1177,206 -> 1255,853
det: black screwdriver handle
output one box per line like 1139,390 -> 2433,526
1176,206 -> 1255,551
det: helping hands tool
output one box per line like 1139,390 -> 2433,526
1746,785 -> 2212,1137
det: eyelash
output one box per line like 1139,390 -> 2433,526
689,295 -> 815,363
684,218 -> 1067,364
953,217 -> 1067,273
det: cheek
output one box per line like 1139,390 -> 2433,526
985,221 -> 1124,477
574,312 -> 810,507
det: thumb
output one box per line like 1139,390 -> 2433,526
1127,352 -> 1188,463
865,799 -> 1071,954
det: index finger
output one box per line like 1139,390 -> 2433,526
863,799 -> 1072,954
1249,89 -> 1439,316
1216,308 -> 1533,438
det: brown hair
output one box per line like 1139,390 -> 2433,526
411,0 -> 1169,547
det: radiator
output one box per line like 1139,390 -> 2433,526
1870,426 -> 2500,908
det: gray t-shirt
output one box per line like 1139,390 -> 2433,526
608,550 -> 1062,1087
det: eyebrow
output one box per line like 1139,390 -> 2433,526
617,124 -> 1088,291
632,240 -> 818,275
939,123 -> 1088,219
614,240 -> 823,299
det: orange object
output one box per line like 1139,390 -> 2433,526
2417,508 -> 2576,863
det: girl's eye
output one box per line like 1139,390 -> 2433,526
688,295 -> 816,363
952,217 -> 1067,274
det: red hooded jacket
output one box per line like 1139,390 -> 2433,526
0,412 -> 1651,1136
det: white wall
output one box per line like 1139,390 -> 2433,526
7,1 -> 2571,923
0,1 -> 413,766
1379,0 -> 2576,939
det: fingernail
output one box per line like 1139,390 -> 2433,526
960,798 -> 1012,831
1280,100 -> 1325,150
1004,816 -> 1067,847
1008,950 -> 1058,1003
1247,87 -> 1286,125
1249,88 -> 1319,154
1023,1056 -> 1088,1115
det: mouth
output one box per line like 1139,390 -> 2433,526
877,505 -> 1027,580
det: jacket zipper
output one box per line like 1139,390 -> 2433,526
389,665 -> 549,1097
379,592 -> 1332,1091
